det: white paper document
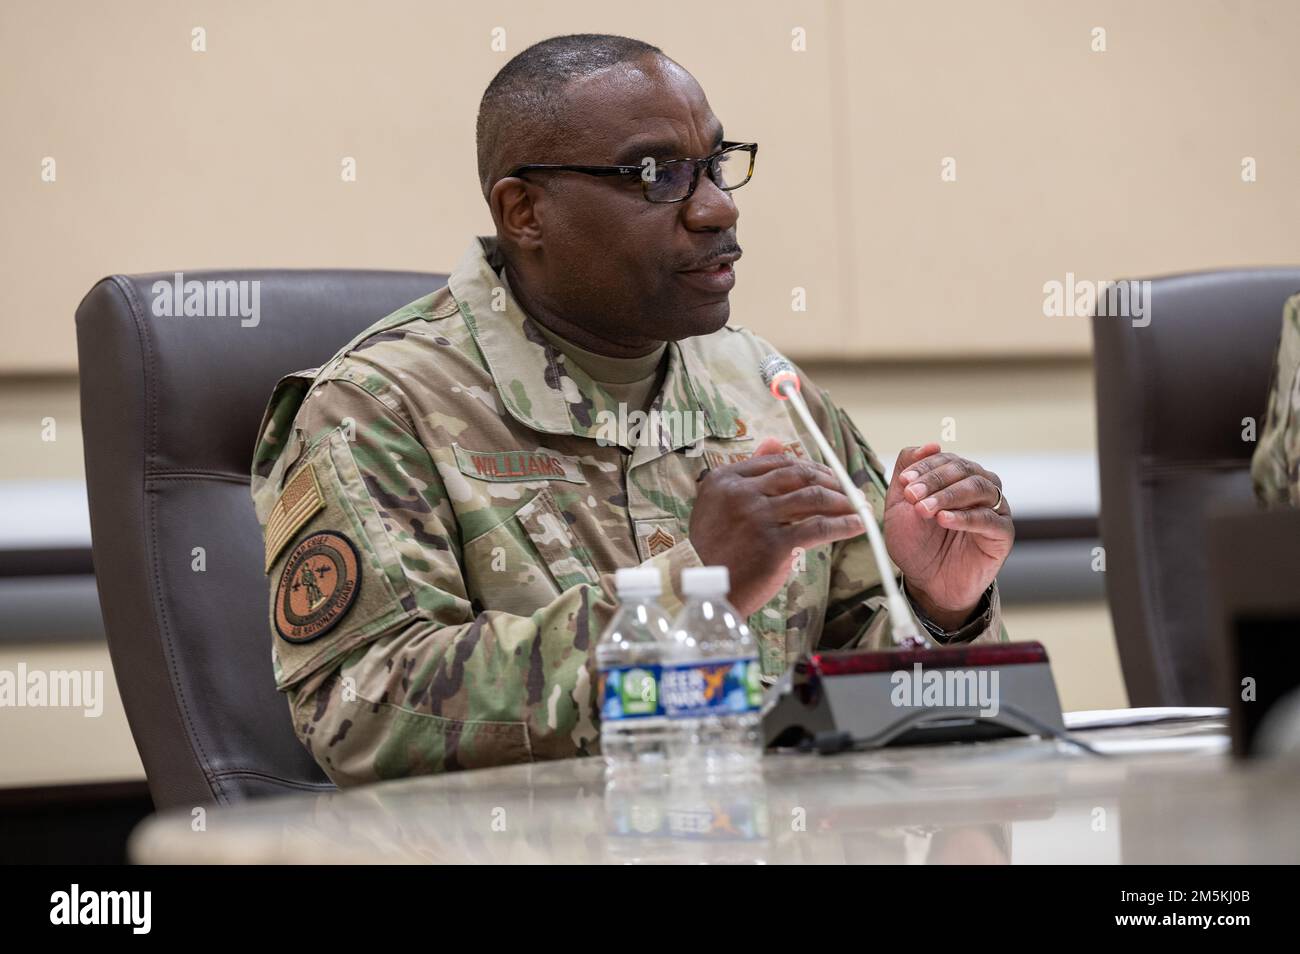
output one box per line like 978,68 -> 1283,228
1063,707 -> 1228,731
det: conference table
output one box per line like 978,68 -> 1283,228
129,714 -> 1300,864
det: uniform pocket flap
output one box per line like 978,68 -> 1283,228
514,488 -> 599,590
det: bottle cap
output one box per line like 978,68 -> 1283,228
614,567 -> 662,598
682,565 -> 730,598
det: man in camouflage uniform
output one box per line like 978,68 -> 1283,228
1252,292 -> 1300,506
250,35 -> 1015,786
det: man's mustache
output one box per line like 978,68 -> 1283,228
676,241 -> 743,272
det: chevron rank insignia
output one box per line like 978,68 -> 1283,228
264,462 -> 326,572
645,526 -> 676,556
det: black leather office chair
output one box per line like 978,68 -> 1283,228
75,269 -> 444,808
1092,268 -> 1300,707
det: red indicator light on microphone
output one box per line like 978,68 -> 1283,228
768,370 -> 800,400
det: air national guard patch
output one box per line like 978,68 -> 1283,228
274,531 -> 360,644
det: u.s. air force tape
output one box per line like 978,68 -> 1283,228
274,531 -> 361,644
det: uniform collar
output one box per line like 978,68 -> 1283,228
447,236 -> 743,447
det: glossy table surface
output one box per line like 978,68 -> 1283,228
130,716 -> 1300,864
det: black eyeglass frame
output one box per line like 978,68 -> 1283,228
505,141 -> 758,204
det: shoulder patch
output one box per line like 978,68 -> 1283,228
274,531 -> 361,644
264,462 -> 326,571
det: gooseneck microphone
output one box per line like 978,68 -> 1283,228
759,354 -> 925,648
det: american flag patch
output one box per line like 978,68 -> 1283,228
263,462 -> 325,572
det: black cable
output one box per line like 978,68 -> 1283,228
998,703 -> 1109,758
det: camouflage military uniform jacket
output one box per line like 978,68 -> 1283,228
250,237 -> 1006,786
1252,292 -> 1300,506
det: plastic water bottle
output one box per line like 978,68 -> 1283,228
596,567 -> 673,775
663,566 -> 763,774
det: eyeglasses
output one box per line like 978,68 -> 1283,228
506,141 -> 758,204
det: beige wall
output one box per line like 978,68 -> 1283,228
3,0 -> 1299,371
0,643 -> 143,787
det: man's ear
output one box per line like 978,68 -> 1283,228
489,177 -> 543,252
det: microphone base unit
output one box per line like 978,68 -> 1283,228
762,642 -> 1065,752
